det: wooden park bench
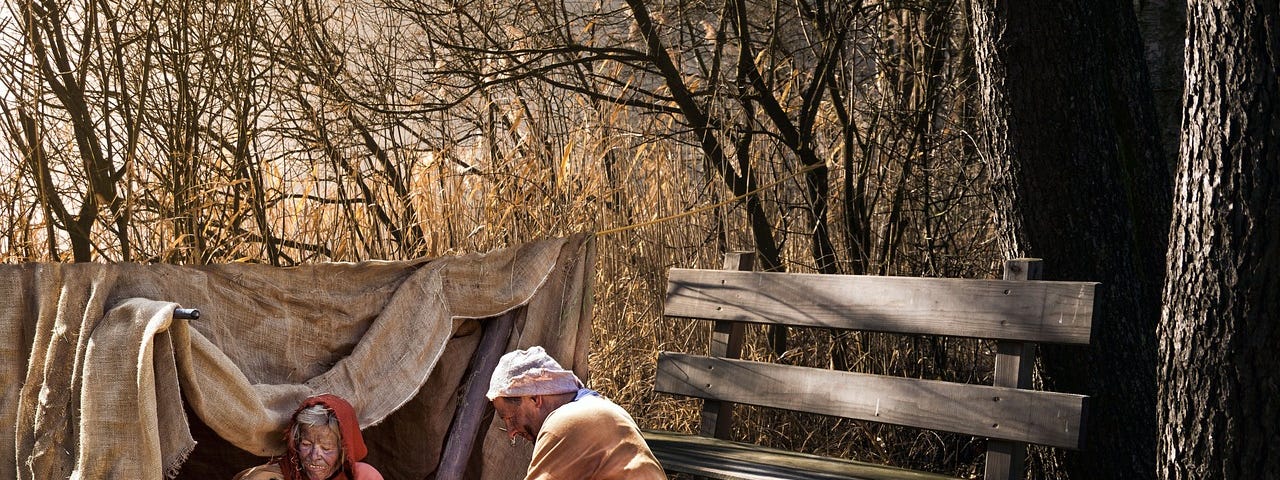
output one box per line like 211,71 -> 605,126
642,253 -> 1097,480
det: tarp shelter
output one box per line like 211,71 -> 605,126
0,234 -> 596,479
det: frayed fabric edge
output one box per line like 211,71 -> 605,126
164,440 -> 197,479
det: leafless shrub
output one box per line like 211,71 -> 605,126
0,0 -> 1002,475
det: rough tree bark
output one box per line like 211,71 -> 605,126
969,0 -> 1170,477
1158,0 -> 1280,477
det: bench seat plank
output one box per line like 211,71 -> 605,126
664,269 -> 1097,344
656,353 -> 1087,450
642,430 -> 960,480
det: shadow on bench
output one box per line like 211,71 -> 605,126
644,252 -> 1097,480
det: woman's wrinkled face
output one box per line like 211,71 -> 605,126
297,424 -> 341,480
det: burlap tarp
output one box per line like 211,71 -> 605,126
0,233 -> 595,479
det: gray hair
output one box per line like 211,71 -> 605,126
291,405 -> 342,445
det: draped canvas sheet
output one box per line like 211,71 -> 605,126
0,233 -> 595,479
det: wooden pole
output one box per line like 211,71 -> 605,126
436,310 -> 518,478
984,259 -> 1040,480
699,252 -> 753,439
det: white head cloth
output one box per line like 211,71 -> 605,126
486,346 -> 583,400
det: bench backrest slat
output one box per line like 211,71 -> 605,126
664,269 -> 1097,344
655,352 -> 1087,450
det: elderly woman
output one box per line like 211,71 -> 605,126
234,394 -> 384,480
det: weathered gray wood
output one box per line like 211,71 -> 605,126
984,259 -> 1040,480
701,252 -> 753,439
655,353 -> 1087,450
436,311 -> 517,479
664,269 -> 1097,344
642,430 -> 961,480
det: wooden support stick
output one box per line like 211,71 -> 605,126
699,252 -> 753,439
984,259 -> 1040,480
436,310 -> 518,479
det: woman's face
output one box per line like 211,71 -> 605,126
297,424 -> 341,480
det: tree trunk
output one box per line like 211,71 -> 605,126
1133,0 -> 1186,173
970,0 -> 1170,477
623,0 -> 784,273
1158,0 -> 1280,477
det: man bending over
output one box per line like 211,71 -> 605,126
487,346 -> 667,480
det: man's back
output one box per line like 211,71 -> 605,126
526,395 -> 667,480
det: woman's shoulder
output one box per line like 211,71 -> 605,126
352,461 -> 384,480
232,463 -> 283,480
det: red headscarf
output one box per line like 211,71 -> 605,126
277,394 -> 370,480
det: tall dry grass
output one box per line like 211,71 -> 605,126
0,0 -> 1008,474
1,127 -> 998,476
0,119 -> 1001,477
